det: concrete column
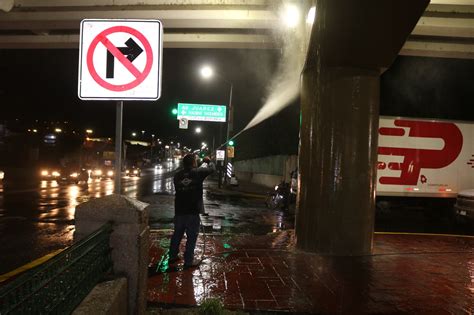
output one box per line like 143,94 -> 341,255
297,66 -> 379,254
75,195 -> 149,314
296,0 -> 429,255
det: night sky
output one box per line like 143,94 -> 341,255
0,48 -> 473,160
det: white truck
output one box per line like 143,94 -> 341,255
377,116 -> 474,220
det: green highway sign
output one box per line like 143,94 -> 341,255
177,103 -> 227,122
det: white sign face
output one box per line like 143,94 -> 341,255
216,150 -> 225,161
376,117 -> 474,197
78,19 -> 163,101
179,118 -> 188,129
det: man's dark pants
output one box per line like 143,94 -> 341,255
169,214 -> 200,265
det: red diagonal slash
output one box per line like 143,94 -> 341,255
86,25 -> 154,92
98,34 -> 141,78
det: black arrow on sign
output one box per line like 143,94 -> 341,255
106,38 -> 144,79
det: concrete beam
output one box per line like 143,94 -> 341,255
430,0 -> 474,5
413,16 -> 474,38
427,4 -> 474,13
0,0 -> 472,60
0,0 -> 14,12
14,0 -> 269,7
0,33 -> 275,49
14,0 -> 469,7
401,39 -> 474,59
0,9 -> 276,30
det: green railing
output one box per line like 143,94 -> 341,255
0,222 -> 113,314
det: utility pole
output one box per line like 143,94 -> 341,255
224,83 -> 233,186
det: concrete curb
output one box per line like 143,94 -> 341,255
206,187 -> 267,200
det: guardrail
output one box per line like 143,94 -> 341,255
0,222 -> 113,314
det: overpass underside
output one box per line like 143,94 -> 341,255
0,0 -> 473,59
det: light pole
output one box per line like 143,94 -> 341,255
199,65 -> 233,186
150,134 -> 155,161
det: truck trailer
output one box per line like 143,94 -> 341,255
377,116 -> 474,197
376,116 -> 474,219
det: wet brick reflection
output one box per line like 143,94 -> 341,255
148,231 -> 474,313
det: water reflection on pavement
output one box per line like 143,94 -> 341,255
0,163 -> 179,274
144,186 -> 294,236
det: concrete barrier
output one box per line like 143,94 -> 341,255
74,194 -> 149,315
73,278 -> 128,315
234,171 -> 281,188
234,155 -> 297,188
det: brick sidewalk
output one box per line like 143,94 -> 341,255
147,231 -> 474,314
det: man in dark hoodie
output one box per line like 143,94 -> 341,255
169,153 -> 215,268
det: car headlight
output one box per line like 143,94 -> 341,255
133,170 -> 138,174
41,170 -> 49,176
52,171 -> 60,177
70,172 -> 78,178
94,170 -> 102,176
126,170 -> 130,174
107,170 -> 114,177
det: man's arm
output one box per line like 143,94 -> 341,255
196,157 -> 215,180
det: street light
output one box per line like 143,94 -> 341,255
199,64 -> 234,187
55,128 -> 62,133
200,65 -> 214,79
132,132 -> 137,137
86,129 -> 93,134
281,3 -> 301,28
195,127 -> 202,134
150,134 -> 155,160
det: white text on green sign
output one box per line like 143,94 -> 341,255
177,103 -> 227,122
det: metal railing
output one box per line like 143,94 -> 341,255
0,222 -> 113,314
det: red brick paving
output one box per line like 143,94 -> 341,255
148,231 -> 474,314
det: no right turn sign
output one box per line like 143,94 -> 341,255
78,19 -> 163,101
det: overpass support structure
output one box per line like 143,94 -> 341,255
296,0 -> 429,255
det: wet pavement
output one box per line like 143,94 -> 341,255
147,184 -> 474,314
2,167 -> 474,313
148,229 -> 474,314
0,163 -> 180,274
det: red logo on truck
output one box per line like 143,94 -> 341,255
378,119 -> 463,185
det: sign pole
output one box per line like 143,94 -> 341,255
114,101 -> 123,194
224,84 -> 233,186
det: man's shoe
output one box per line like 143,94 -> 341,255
183,259 -> 201,269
